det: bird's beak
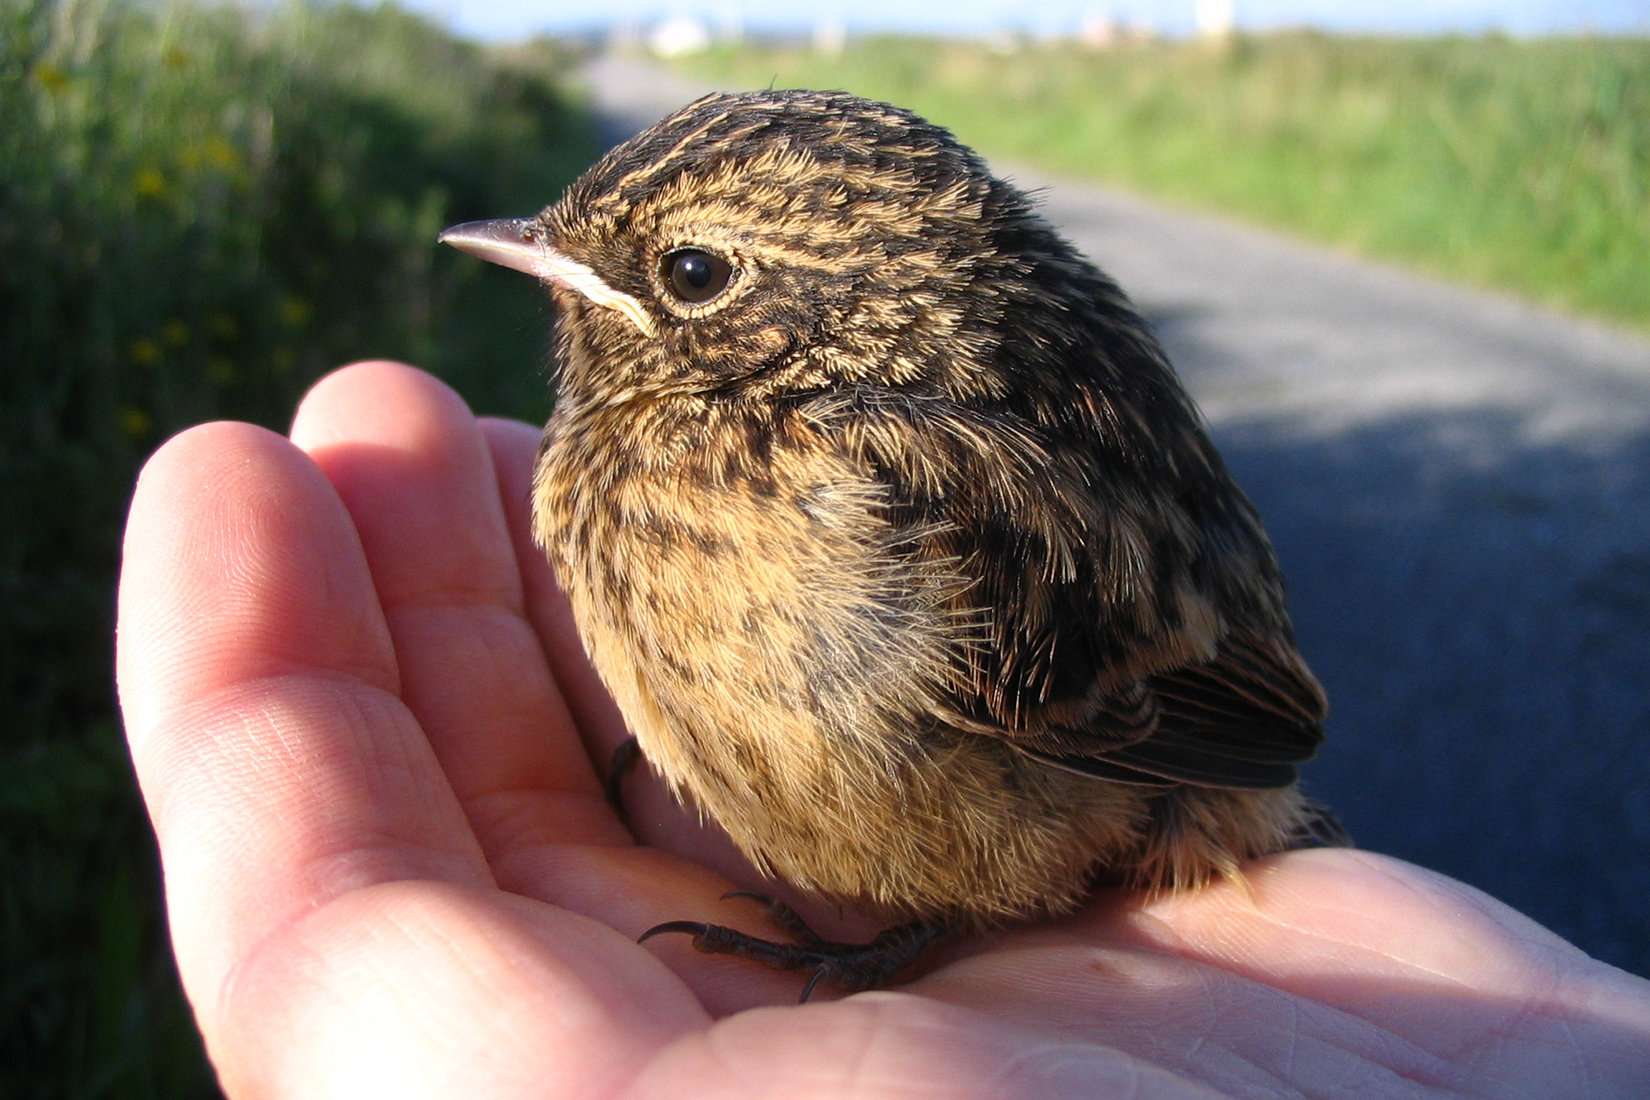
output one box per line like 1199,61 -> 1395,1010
438,218 -> 655,336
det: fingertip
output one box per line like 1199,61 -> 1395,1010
119,419 -> 391,750
130,419 -> 292,511
121,420 -> 278,709
291,361 -> 470,451
478,415 -> 542,454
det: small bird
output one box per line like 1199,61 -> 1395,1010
440,89 -> 1339,998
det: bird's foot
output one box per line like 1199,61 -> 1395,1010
640,892 -> 952,1001
605,736 -> 642,816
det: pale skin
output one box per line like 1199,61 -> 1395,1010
117,360 -> 1650,1099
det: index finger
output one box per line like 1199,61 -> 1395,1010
116,419 -> 493,1027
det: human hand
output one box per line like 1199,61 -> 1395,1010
117,361 -> 1650,1098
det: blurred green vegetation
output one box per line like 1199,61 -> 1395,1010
0,0 -> 599,1094
683,33 -> 1650,330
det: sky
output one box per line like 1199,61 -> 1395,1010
397,0 -> 1650,41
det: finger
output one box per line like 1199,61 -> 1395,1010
1130,849 -> 1650,1041
479,417 -> 892,987
213,881 -> 710,1100
478,418 -> 867,924
1129,848 -> 1596,993
926,849 -> 1650,1097
478,418 -> 734,868
478,418 -> 694,867
116,421 -> 491,1028
476,418 -> 633,788
291,363 -> 626,861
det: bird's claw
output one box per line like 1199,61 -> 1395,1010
637,907 -> 952,1002
637,919 -> 712,944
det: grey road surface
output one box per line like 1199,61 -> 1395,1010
576,55 -> 1650,976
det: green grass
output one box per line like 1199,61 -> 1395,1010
0,1 -> 599,1094
680,33 -> 1650,331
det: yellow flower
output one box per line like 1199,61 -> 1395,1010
161,319 -> 190,346
129,337 -> 160,366
122,407 -> 152,437
204,138 -> 240,171
277,296 -> 312,328
32,63 -> 68,94
133,169 -> 167,199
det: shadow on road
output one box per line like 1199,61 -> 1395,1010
1213,407 -> 1650,976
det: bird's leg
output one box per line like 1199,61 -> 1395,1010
718,889 -> 830,948
605,736 -> 642,816
640,893 -> 953,1001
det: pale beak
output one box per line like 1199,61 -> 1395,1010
438,218 -> 655,336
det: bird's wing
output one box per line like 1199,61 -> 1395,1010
832,394 -> 1326,791
932,505 -> 1327,790
1022,632 -> 1327,789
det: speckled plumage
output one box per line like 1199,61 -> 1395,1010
443,89 -> 1336,979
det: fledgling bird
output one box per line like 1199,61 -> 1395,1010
440,89 -> 1339,997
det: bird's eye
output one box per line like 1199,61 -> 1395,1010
661,248 -> 732,305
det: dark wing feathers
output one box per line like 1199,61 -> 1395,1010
908,421 -> 1327,792
841,397 -> 1328,793
821,259 -> 1325,793
1071,742 -> 1301,790
903,425 -> 1326,793
1018,632 -> 1326,790
1148,635 -> 1326,764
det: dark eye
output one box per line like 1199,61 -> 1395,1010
661,248 -> 732,305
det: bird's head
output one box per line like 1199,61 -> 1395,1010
440,89 -> 1071,410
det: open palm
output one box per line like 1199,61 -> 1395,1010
116,361 -> 1650,1098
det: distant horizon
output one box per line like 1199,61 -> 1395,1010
396,0 -> 1650,44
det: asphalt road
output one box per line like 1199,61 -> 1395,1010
577,55 -> 1650,976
